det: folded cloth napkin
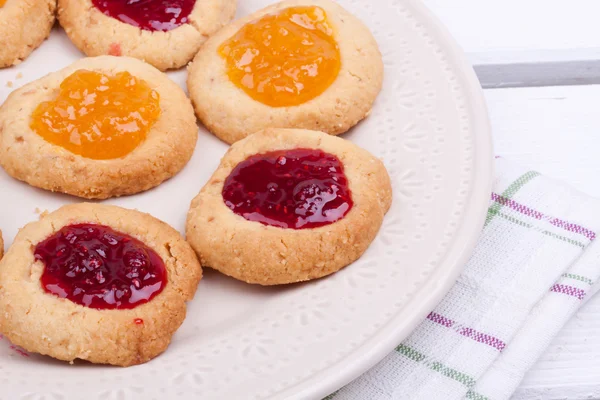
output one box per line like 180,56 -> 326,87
326,158 -> 600,400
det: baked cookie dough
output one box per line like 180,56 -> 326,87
186,128 -> 392,285
188,0 -> 384,144
0,203 -> 202,366
0,56 -> 198,199
58,0 -> 236,71
0,0 -> 56,68
0,230 -> 3,259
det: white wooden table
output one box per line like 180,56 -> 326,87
422,1 -> 600,398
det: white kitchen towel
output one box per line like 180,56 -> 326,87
326,158 -> 600,400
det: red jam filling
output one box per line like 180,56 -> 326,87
34,224 -> 167,310
91,0 -> 196,32
222,148 -> 353,229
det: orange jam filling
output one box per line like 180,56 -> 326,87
0,0 -> 7,7
218,6 -> 341,107
30,70 -> 161,160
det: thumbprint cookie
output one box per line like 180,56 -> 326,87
187,0 -> 384,144
0,56 -> 198,199
0,203 -> 202,366
186,128 -> 392,285
58,0 -> 237,71
0,0 -> 56,67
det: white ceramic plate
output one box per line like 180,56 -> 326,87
0,0 -> 492,399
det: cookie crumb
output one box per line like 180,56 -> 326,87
6,81 -> 13,88
16,73 -> 23,79
35,209 -> 49,219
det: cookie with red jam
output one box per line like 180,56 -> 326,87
0,203 -> 202,366
58,0 -> 236,71
187,0 -> 383,144
0,0 -> 56,67
186,128 -> 392,285
0,56 -> 197,199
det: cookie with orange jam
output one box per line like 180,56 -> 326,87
0,203 -> 202,366
57,0 -> 236,71
187,0 -> 384,144
0,56 -> 198,199
0,0 -> 56,67
186,128 -> 392,285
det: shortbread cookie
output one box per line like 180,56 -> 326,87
188,0 -> 384,144
0,0 -> 56,68
0,56 -> 198,199
58,0 -> 236,71
186,128 -> 391,285
0,203 -> 202,366
0,230 -> 3,259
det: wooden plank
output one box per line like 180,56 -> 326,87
476,59 -> 600,89
484,85 -> 600,399
423,0 -> 600,63
486,84 -> 600,198
422,0 -> 600,87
